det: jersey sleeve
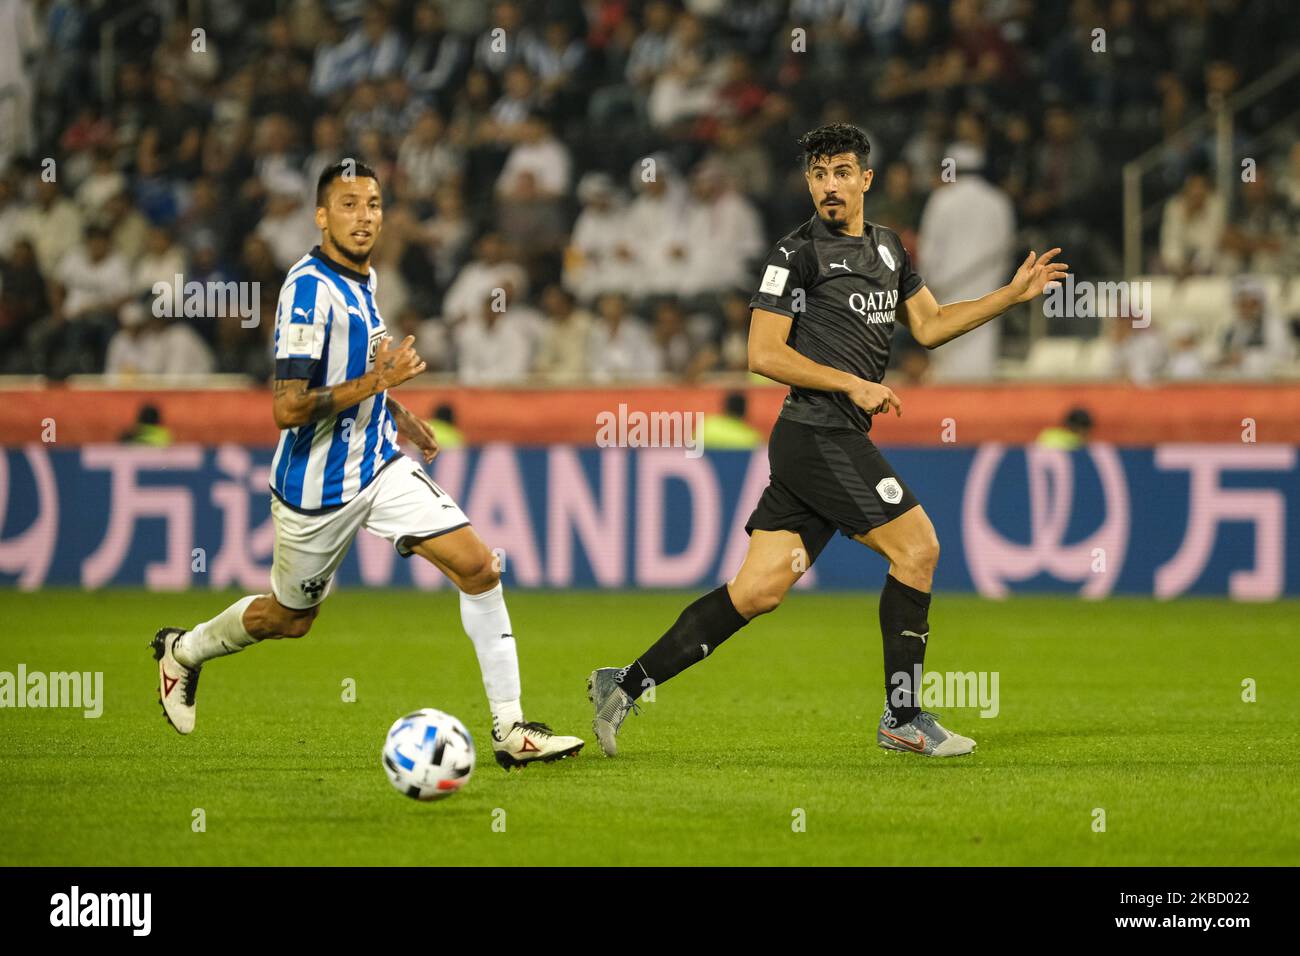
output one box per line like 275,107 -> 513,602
748,240 -> 816,319
900,243 -> 925,300
274,274 -> 331,380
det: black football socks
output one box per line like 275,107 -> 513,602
617,585 -> 749,700
880,573 -> 931,727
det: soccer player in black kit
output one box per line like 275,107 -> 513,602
588,123 -> 1067,757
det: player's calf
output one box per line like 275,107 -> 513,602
244,597 -> 319,640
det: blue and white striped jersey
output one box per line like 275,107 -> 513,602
269,245 -> 403,512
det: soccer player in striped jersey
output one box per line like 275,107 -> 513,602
152,162 -> 584,768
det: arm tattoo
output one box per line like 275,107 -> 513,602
274,379 -> 336,425
305,387 -> 336,422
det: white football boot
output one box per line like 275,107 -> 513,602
151,627 -> 201,735
492,721 -> 584,769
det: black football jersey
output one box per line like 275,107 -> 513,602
748,214 -> 925,433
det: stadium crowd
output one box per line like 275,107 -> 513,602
0,0 -> 1297,384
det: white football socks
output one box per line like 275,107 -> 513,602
175,595 -> 260,667
458,582 -> 524,737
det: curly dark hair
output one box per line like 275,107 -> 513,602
796,123 -> 871,171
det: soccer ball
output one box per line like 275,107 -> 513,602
382,708 -> 475,801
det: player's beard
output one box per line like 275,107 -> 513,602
818,201 -> 852,233
328,230 -> 374,266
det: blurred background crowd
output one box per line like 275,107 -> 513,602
0,0 -> 1297,386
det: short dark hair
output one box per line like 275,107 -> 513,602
316,161 -> 380,207
796,123 -> 871,172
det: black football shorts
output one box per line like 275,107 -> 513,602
744,416 -> 919,564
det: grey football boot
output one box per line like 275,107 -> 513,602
877,709 -> 976,757
586,667 -> 640,757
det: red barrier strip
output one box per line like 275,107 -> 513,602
1,384 -> 1297,446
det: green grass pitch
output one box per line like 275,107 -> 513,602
1,589 -> 1297,866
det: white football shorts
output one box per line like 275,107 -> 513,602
270,455 -> 470,609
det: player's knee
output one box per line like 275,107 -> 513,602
896,532 -> 939,577
457,551 -> 501,595
732,578 -> 787,618
920,532 -> 940,572
750,588 -> 786,616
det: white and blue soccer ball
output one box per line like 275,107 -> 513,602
382,708 -> 475,801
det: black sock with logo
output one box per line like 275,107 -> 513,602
880,573 -> 931,727
619,586 -> 749,700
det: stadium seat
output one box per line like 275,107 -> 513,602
1078,336 -> 1116,378
1284,279 -> 1300,320
1171,276 -> 1234,341
1136,275 -> 1177,330
1023,337 -> 1085,378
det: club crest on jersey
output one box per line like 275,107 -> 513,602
301,575 -> 330,600
876,477 -> 903,504
877,244 -> 896,271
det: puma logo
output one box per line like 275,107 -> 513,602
778,246 -> 793,260
829,259 -> 850,271
901,630 -> 929,644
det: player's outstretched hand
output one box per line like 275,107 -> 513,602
1008,248 -> 1069,303
374,334 -> 427,389
407,415 -> 441,464
847,378 -> 902,418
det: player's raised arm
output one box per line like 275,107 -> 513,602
903,248 -> 1069,349
272,335 -> 426,429
748,308 -> 901,417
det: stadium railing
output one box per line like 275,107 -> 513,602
1121,50 -> 1300,275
